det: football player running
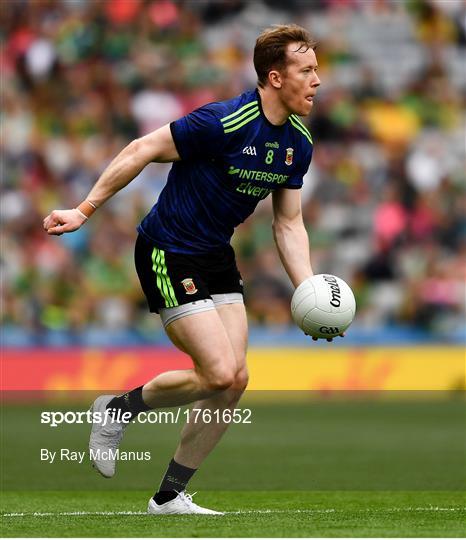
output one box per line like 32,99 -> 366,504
44,24 -> 321,515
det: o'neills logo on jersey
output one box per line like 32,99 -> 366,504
285,148 -> 294,166
181,278 -> 197,295
242,145 -> 257,156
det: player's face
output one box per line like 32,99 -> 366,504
280,44 -> 320,116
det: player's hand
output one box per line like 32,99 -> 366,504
43,209 -> 87,236
306,333 -> 345,342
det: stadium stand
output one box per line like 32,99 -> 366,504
2,0 -> 465,346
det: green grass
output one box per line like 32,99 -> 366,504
2,395 -> 465,491
2,490 -> 465,537
1,395 -> 465,536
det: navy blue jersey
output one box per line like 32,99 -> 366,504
138,89 -> 313,254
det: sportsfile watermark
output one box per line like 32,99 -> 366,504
40,407 -> 252,428
2,391 -> 464,491
40,448 -> 152,464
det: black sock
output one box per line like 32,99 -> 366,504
153,459 -> 197,505
106,386 -> 151,421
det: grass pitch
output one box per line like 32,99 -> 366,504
2,490 -> 465,537
2,395 -> 465,536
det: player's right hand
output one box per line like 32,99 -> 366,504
43,209 -> 87,236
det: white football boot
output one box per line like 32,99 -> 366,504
147,492 -> 223,515
89,394 -> 127,478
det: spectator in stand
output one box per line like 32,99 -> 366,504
2,0 -> 465,344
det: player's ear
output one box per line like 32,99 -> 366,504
268,69 -> 282,89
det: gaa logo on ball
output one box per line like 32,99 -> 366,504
291,274 -> 356,339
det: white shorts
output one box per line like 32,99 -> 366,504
159,293 -> 243,328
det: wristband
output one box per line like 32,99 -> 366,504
76,208 -> 88,221
76,200 -> 97,219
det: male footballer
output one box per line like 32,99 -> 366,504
44,24 -> 321,515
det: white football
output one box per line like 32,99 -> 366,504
291,274 -> 356,339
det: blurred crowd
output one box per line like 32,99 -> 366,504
2,0 -> 465,346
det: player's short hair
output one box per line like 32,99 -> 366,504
254,24 -> 317,88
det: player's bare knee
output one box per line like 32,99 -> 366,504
232,367 -> 249,393
202,369 -> 236,392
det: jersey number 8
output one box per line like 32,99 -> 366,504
265,150 -> 274,164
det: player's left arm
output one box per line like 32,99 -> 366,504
272,188 -> 313,288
